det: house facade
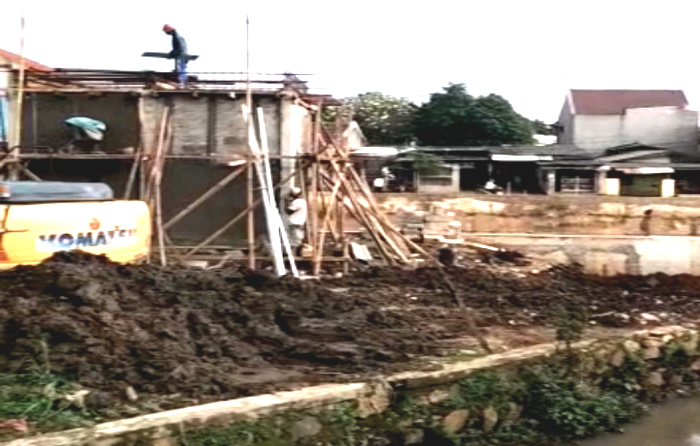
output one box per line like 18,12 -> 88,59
556,90 -> 698,153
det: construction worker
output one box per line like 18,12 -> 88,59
162,24 -> 188,87
285,187 -> 307,255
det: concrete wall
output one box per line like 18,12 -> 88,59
22,93 -> 141,152
378,193 -> 700,237
556,98 -> 575,144
572,114 -> 625,150
18,91 -> 312,246
571,107 -> 698,152
472,234 -> 700,276
140,94 -> 281,157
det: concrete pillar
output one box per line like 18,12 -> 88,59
595,170 -> 608,195
545,170 -> 556,195
279,87 -> 295,195
451,164 -> 460,193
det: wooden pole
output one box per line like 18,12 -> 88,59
9,16 -> 27,180
313,171 -> 343,275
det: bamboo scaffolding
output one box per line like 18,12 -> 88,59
183,167 -> 300,259
163,165 -> 245,230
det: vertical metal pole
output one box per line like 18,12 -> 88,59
247,159 -> 255,268
245,15 -> 256,269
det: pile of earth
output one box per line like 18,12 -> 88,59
2,252 -> 700,407
342,263 -> 700,327
0,252 -> 449,402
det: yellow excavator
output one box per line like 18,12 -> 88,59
0,181 -> 151,269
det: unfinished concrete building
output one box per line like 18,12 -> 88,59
0,53 -> 330,254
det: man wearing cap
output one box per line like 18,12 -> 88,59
285,187 -> 307,255
162,24 -> 188,87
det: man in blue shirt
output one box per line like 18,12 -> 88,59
162,24 -> 188,87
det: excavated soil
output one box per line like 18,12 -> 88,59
1,252 -> 700,410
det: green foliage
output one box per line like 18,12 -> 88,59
449,371 -> 524,412
413,83 -> 534,147
325,92 -> 418,145
553,299 -> 588,351
183,419 -> 280,446
531,119 -> 555,135
600,354 -> 646,395
521,365 -> 645,441
0,373 -> 94,439
403,151 -> 444,176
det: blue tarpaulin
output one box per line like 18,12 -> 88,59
65,117 -> 107,141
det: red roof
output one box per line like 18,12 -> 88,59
0,48 -> 52,72
569,89 -> 688,115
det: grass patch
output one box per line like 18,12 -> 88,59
0,372 -> 96,440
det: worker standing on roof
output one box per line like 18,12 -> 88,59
162,24 -> 188,87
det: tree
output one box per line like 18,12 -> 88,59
532,119 -> 555,135
324,92 -> 418,145
413,84 -> 534,146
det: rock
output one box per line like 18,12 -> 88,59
641,338 -> 663,348
690,359 -> 700,371
639,313 -> 661,323
623,340 -> 642,354
64,389 -> 90,409
125,386 -> 138,402
679,333 -> 699,355
610,349 -> 626,367
643,346 -> 662,360
428,388 -> 451,404
357,381 -> 392,418
482,406 -> 499,432
290,416 -> 322,441
504,402 -> 523,423
646,372 -> 665,387
404,429 -> 425,445
442,409 -> 469,435
0,419 -> 28,434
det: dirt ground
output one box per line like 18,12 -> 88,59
0,251 -> 699,416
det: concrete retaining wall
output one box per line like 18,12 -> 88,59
378,193 -> 700,237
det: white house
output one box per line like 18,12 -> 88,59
556,90 -> 698,153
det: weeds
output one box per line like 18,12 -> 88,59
0,372 -> 95,439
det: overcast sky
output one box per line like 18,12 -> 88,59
1,0 -> 698,122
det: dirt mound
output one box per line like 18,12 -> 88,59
2,253 -> 700,406
0,253 -> 437,400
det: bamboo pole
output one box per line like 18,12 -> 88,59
153,120 -> 170,266
163,166 -> 245,230
327,165 -> 393,264
123,146 -> 141,200
326,160 -> 405,263
313,171 -> 343,275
